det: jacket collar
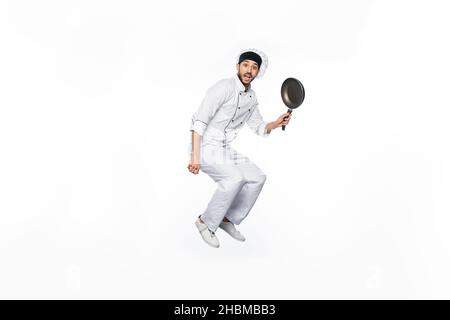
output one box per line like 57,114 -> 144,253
234,73 -> 251,93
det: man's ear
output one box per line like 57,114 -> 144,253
236,63 -> 240,72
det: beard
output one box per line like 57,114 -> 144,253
238,72 -> 253,83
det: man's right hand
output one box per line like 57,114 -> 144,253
189,130 -> 201,175
187,163 -> 200,175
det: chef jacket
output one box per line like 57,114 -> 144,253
190,73 -> 270,153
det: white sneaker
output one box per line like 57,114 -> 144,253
195,219 -> 220,248
219,221 -> 246,242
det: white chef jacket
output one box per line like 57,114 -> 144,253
188,74 -> 271,165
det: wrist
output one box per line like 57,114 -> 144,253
268,121 -> 277,131
191,154 -> 200,164
264,122 -> 274,134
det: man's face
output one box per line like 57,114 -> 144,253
236,60 -> 259,85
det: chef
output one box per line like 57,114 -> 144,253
187,48 -> 292,248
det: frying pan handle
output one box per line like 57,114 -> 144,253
282,109 -> 293,131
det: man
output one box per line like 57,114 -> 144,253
187,48 -> 291,248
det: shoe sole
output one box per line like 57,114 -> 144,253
219,226 -> 246,242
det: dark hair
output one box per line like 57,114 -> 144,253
238,51 -> 262,67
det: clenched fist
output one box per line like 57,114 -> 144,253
187,163 -> 200,175
274,112 -> 292,128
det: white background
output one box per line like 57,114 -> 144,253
1,0 -> 449,299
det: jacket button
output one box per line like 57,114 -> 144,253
238,107 -> 240,109
232,119 -> 234,122
248,109 -> 250,112
240,122 -> 243,124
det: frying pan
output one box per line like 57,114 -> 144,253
281,77 -> 305,130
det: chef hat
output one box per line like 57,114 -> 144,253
235,48 -> 268,79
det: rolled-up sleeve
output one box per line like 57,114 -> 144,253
190,81 -> 228,136
246,103 -> 270,138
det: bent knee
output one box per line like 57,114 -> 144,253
258,173 -> 267,184
245,173 -> 266,185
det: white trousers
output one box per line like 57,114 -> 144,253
200,161 -> 267,232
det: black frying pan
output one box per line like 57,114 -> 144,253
281,77 -> 305,130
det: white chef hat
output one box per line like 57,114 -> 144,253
235,48 -> 268,79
